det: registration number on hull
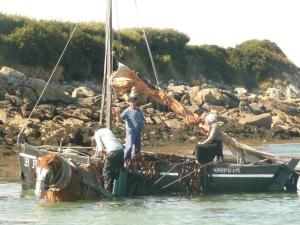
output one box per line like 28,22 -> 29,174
213,167 -> 241,174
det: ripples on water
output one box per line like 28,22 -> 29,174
2,143 -> 300,225
2,183 -> 300,225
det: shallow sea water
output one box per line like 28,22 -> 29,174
1,143 -> 300,225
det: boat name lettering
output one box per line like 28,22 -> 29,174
23,157 -> 37,169
24,158 -> 30,167
213,167 -> 241,174
32,160 -> 37,169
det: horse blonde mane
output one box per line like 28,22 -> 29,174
38,153 -> 62,169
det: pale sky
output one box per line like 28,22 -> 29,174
1,0 -> 299,67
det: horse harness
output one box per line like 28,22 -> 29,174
46,158 -> 112,198
68,160 -> 113,198
47,158 -> 72,192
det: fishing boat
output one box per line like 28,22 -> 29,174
18,134 -> 300,194
17,0 -> 300,196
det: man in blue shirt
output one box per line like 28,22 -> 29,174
115,96 -> 144,160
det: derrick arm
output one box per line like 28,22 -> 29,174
111,63 -> 204,130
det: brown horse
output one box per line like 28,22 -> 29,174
34,153 -> 111,202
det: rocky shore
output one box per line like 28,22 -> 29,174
1,66 -> 300,156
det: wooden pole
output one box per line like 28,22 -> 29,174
104,0 -> 113,129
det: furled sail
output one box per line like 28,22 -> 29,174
111,63 -> 281,162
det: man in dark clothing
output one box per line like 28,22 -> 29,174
94,128 -> 124,190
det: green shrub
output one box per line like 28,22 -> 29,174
0,13 -> 27,35
227,39 -> 297,88
0,14 -> 298,89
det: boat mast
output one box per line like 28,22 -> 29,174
100,0 -> 113,129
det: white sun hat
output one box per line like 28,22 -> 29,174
206,113 -> 217,123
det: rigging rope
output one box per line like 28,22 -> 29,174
134,0 -> 160,86
17,24 -> 78,145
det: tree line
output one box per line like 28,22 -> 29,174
0,13 -> 298,89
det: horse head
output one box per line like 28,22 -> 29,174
34,153 -> 72,199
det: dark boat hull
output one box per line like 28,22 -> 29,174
204,164 -> 285,192
19,144 -> 300,194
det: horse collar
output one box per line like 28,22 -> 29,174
48,158 -> 72,192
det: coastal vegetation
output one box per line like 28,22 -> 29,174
1,14 -> 300,157
0,13 -> 298,89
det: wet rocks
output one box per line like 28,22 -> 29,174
2,66 -> 300,156
239,113 -> 273,129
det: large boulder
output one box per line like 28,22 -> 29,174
167,84 -> 189,95
265,88 -> 285,100
249,102 -> 269,114
164,119 -> 186,130
0,67 -> 27,96
239,113 -> 273,128
5,114 -> 27,128
24,78 -> 74,104
285,84 -> 300,100
71,86 -> 96,98
234,87 -> 248,96
273,102 -> 300,116
201,103 -> 227,113
152,115 -> 163,124
188,86 -> 201,100
193,88 -> 239,108
30,104 -> 58,120
0,67 -> 74,104
62,118 -> 85,127
0,108 -> 12,124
